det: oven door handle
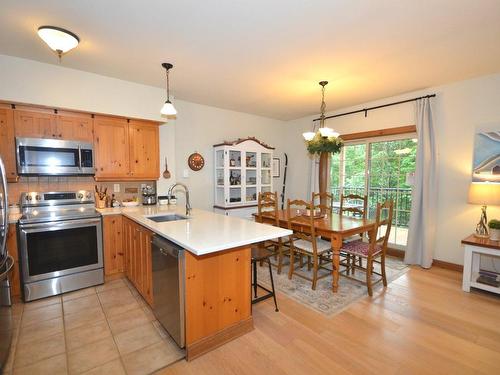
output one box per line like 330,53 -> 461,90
19,217 -> 101,231
78,145 -> 82,170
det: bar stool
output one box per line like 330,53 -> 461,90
251,246 -> 279,312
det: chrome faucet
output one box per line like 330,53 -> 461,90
168,183 -> 192,216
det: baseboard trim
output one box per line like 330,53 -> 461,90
387,249 -> 463,272
432,259 -> 463,272
386,247 -> 405,259
186,316 -> 254,361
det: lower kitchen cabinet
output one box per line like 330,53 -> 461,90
103,215 -> 124,276
122,217 -> 154,306
7,224 -> 20,297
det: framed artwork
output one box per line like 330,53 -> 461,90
472,131 -> 500,183
272,157 -> 280,178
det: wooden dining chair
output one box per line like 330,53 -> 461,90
312,192 -> 333,215
255,191 -> 289,274
286,199 -> 332,290
339,193 -> 368,218
340,200 -> 394,296
339,193 -> 368,272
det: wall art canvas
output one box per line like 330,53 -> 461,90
472,131 -> 500,183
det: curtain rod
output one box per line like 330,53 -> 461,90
313,94 -> 436,122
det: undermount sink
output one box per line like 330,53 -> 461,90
146,214 -> 188,223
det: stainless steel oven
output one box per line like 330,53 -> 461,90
16,137 -> 94,176
18,191 -> 103,301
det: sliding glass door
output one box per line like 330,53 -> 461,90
331,134 -> 417,249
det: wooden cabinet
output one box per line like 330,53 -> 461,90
94,117 -> 159,181
93,116 -> 130,179
56,112 -> 94,141
103,215 -> 124,276
128,120 -> 159,179
122,217 -> 153,306
14,109 -> 57,139
13,109 -> 93,142
6,224 -> 20,297
0,107 -> 18,182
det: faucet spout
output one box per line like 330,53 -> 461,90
167,183 -> 192,216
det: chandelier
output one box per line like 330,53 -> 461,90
302,81 -> 342,155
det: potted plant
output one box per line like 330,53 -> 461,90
488,219 -> 500,241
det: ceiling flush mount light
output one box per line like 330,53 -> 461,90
37,26 -> 79,61
303,81 -> 342,155
161,62 -> 177,116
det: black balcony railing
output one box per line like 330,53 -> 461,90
331,187 -> 412,227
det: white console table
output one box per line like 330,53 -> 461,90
462,234 -> 500,295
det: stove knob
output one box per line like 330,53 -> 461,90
77,193 -> 84,199
85,192 -> 92,199
35,195 -> 41,200
26,195 -> 32,201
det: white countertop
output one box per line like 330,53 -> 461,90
97,205 -> 292,256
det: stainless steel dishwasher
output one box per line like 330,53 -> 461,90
151,235 -> 185,348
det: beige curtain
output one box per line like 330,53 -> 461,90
405,97 -> 438,268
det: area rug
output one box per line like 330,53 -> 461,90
256,256 -> 409,317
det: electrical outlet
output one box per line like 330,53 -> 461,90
113,184 -> 120,193
183,169 -> 189,178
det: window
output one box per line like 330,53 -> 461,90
331,134 -> 417,249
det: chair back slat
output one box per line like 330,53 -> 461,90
312,192 -> 333,215
286,199 -> 317,246
340,193 -> 368,218
370,200 -> 394,250
256,191 -> 279,227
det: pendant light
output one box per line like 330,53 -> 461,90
161,63 -> 177,116
37,26 -> 79,61
302,81 -> 339,141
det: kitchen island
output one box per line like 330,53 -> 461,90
98,205 -> 291,360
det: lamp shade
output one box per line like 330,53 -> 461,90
37,26 -> 79,54
302,132 -> 315,141
468,183 -> 500,205
161,100 -> 177,116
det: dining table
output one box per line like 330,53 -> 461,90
255,210 -> 377,293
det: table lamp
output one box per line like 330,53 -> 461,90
468,182 -> 500,238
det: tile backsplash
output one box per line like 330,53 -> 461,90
7,177 -> 156,206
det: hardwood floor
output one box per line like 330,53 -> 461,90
158,266 -> 500,375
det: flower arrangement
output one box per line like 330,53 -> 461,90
305,131 -> 343,155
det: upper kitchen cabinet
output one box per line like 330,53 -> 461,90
14,108 -> 57,139
0,106 -> 18,182
14,108 -> 93,142
56,111 -> 94,142
94,116 -> 130,179
128,120 -> 159,179
94,116 -> 160,181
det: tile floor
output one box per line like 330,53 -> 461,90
3,278 -> 185,375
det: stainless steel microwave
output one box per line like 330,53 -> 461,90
16,137 -> 94,176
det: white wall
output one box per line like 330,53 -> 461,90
0,54 -> 287,212
164,100 -> 287,210
284,73 -> 500,266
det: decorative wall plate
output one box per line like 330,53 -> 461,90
188,152 -> 205,171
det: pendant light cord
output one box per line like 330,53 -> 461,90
319,81 -> 327,128
166,68 -> 170,101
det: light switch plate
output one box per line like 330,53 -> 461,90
183,169 -> 189,178
113,184 -> 120,193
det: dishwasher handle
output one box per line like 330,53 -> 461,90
151,235 -> 183,258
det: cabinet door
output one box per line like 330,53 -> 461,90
123,217 -> 133,280
0,108 -> 18,182
140,227 -> 153,306
7,225 -> 20,297
103,215 -> 124,276
14,109 -> 57,139
94,116 -> 130,179
128,120 -> 159,179
56,114 -> 94,141
134,226 -> 144,293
